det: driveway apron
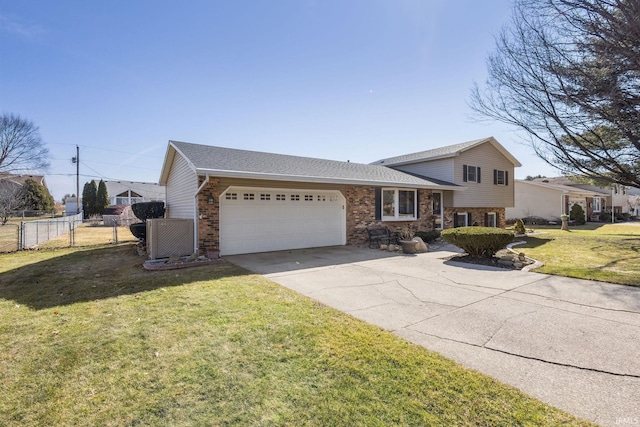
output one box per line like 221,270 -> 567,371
227,245 -> 640,427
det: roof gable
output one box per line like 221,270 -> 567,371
371,137 -> 522,168
159,141 -> 462,190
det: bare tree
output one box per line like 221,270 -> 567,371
471,0 -> 640,187
0,113 -> 50,173
0,179 -> 25,224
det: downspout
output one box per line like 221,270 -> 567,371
194,174 -> 210,254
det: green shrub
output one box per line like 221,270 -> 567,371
441,226 -> 514,258
414,230 -> 441,243
514,219 -> 526,234
570,203 -> 586,225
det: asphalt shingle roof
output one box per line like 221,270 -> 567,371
371,138 -> 491,166
169,140 -> 459,189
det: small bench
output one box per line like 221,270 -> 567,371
366,226 -> 399,249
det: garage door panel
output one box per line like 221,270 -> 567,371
220,187 -> 345,255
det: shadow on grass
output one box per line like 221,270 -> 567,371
518,235 -> 555,249
0,244 -> 248,310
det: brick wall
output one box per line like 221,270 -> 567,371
344,186 -> 435,245
196,177 -> 223,254
443,207 -> 506,229
194,178 -> 508,254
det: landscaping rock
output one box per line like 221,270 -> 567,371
413,237 -> 429,253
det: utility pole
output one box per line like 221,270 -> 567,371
72,145 -> 80,214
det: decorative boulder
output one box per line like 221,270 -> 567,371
413,236 -> 429,253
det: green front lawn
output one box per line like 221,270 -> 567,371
518,223 -> 640,286
0,243 -> 590,426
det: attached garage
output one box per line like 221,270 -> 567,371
220,186 -> 345,255
159,141 -> 455,256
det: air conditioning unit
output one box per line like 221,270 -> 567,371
146,218 -> 194,260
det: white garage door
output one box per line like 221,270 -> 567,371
220,187 -> 346,255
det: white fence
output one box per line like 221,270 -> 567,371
19,212 -> 84,250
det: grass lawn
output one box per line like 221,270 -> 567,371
518,223 -> 640,286
0,241 -> 591,425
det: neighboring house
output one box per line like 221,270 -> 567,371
159,137 -> 521,256
104,181 -> 165,206
372,137 -> 521,229
507,177 -> 637,222
505,180 -> 603,222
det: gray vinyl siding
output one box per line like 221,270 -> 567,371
394,158 -> 454,183
452,143 -> 514,208
166,153 -> 197,219
505,181 -> 562,220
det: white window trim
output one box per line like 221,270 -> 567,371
593,197 -> 602,213
381,188 -> 418,221
456,212 -> 468,227
487,212 -> 497,227
466,166 -> 479,183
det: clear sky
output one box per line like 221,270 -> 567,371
1,0 -> 560,201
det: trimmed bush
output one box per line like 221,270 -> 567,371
441,226 -> 514,258
570,203 -> 586,225
514,219 -> 526,234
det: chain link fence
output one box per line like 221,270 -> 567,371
0,223 -> 20,253
0,214 -> 137,252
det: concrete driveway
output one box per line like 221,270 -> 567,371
227,245 -> 640,426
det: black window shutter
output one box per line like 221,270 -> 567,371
467,213 -> 472,225
484,213 -> 489,226
477,167 -> 481,183
374,187 -> 381,220
505,171 -> 509,185
454,214 -> 459,228
494,169 -> 498,185
416,191 -> 420,219
463,165 -> 468,182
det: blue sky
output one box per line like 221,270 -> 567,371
1,0 -> 559,201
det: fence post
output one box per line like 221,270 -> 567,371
19,221 -> 24,250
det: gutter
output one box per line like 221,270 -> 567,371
193,174 -> 210,253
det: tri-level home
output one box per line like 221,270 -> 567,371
159,137 -> 520,256
372,137 -> 521,229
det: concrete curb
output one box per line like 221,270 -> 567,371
507,240 -> 545,272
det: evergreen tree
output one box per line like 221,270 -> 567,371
82,180 -> 98,216
96,179 -> 109,215
20,178 -> 54,211
570,203 -> 586,225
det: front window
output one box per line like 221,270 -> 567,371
486,212 -> 497,227
382,188 -> 417,220
593,197 -> 602,212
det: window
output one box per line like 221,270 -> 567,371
276,194 -> 286,201
225,193 -> 238,200
260,193 -> 271,201
381,188 -> 417,220
455,212 -> 469,227
290,194 -> 300,201
317,195 -> 327,202
463,165 -> 481,183
485,212 -> 497,227
304,194 -> 313,201
243,193 -> 255,200
494,169 -> 509,186
593,197 -> 602,212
